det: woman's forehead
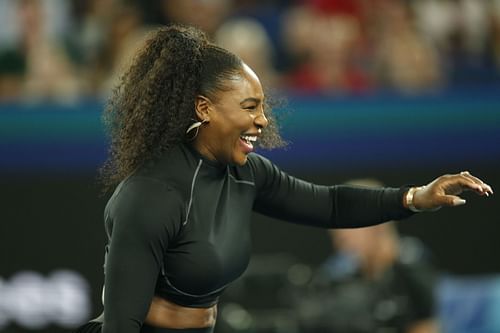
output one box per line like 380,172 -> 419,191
241,62 -> 260,83
218,66 -> 264,100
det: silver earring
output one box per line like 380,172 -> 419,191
186,118 -> 208,139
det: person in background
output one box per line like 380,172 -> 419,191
282,0 -> 372,94
296,179 -> 438,333
17,0 -> 82,102
372,0 -> 443,92
216,17 -> 281,89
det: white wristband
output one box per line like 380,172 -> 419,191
405,186 -> 425,212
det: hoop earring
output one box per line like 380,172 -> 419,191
186,118 -> 208,140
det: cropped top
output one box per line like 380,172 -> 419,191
101,143 -> 412,333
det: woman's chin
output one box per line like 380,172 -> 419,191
231,153 -> 248,166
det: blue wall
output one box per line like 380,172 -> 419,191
1,86 -> 499,173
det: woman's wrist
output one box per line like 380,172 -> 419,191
404,186 -> 441,212
404,186 -> 425,212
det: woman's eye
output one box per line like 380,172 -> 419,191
244,106 -> 257,110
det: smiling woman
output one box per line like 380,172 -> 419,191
76,24 -> 493,333
192,63 -> 269,166
99,26 -> 284,192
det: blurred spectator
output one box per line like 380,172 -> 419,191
20,0 -> 82,102
159,0 -> 231,37
373,0 -> 443,92
228,0 -> 292,74
215,18 -> 281,88
412,0 -> 458,55
0,49 -> 25,100
295,179 -> 438,333
0,1 -> 24,99
1,0 -> 499,101
413,0 -> 499,85
0,0 -> 82,102
70,0 -> 152,97
92,3 -> 149,96
70,0 -> 119,95
282,0 -> 373,94
493,0 -> 500,71
449,0 -> 499,84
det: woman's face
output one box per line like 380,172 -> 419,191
195,64 -> 268,166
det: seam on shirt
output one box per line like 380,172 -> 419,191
228,173 -> 255,186
161,267 -> 228,297
183,159 -> 203,226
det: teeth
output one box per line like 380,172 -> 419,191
241,135 -> 257,142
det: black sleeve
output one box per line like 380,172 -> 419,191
248,154 -> 413,228
102,177 -> 184,333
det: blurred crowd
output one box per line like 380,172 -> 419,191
1,0 -> 500,102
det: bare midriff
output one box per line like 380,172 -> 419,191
144,296 -> 217,329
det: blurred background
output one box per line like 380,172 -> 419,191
1,0 -> 500,332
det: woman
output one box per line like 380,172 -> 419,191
76,25 -> 492,333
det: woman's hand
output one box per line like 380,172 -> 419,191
409,171 -> 493,212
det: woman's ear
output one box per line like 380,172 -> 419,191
194,95 -> 211,121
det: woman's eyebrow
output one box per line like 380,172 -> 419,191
239,97 -> 261,105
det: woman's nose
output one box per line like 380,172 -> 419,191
255,110 -> 268,129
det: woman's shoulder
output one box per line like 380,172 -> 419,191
104,175 -> 186,237
107,175 -> 185,217
119,174 -> 183,203
105,175 -> 186,232
127,144 -> 199,193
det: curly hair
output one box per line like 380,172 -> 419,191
100,25 -> 285,191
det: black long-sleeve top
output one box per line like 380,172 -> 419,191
101,143 -> 413,333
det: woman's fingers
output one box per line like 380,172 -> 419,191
432,172 -> 493,208
414,172 -> 492,211
458,171 -> 493,196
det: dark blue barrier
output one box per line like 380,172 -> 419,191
1,87 -> 499,173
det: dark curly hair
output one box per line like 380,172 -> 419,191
100,24 -> 285,191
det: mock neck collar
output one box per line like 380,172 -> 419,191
183,142 -> 227,171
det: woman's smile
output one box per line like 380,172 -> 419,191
194,64 -> 268,166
